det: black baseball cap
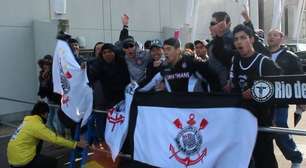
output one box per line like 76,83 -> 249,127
150,39 -> 163,50
122,38 -> 135,49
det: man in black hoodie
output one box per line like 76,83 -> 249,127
89,43 -> 130,108
267,29 -> 303,168
88,43 -> 131,142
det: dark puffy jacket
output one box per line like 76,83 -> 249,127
88,44 -> 131,110
275,47 -> 304,75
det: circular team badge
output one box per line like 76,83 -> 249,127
175,126 -> 202,156
251,80 -> 274,103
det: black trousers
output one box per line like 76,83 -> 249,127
253,132 -> 278,168
249,105 -> 278,168
10,154 -> 57,168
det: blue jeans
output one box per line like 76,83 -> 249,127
274,107 -> 303,163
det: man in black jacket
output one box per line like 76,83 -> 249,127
267,29 -> 303,168
208,11 -> 235,92
230,24 -> 281,168
88,43 -> 131,142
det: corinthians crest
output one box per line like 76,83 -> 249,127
107,101 -> 125,132
59,60 -> 72,105
169,114 -> 208,167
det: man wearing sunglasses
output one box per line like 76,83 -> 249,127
207,11 -> 235,93
118,14 -> 151,82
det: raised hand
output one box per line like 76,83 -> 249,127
121,14 -> 129,26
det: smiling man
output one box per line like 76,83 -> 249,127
138,38 -> 220,93
229,24 -> 281,168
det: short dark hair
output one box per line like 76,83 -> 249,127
194,40 -> 203,46
93,42 -> 104,55
212,11 -> 231,24
184,42 -> 195,51
163,37 -> 180,49
31,101 -> 49,116
144,40 -> 152,50
233,24 -> 254,38
68,38 -> 79,44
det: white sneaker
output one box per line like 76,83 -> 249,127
291,163 -> 301,168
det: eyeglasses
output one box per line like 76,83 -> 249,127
123,43 -> 135,49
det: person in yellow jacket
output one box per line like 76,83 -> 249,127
7,101 -> 88,168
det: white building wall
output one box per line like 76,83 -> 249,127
0,0 -> 258,115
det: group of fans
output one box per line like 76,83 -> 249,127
6,7 -> 305,168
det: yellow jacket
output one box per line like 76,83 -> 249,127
7,115 -> 77,166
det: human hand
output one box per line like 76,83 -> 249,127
76,138 -> 88,148
241,5 -> 250,22
155,82 -> 165,92
153,60 -> 162,67
121,14 -> 129,26
242,89 -> 252,100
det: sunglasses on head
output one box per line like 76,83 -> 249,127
123,43 -> 135,49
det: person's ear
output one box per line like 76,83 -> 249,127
250,36 -> 255,44
176,48 -> 181,55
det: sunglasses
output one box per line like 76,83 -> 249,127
210,21 -> 218,26
123,43 -> 135,49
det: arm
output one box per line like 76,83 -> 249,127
284,52 -> 304,75
30,122 -> 77,149
261,57 -> 282,76
138,72 -> 163,92
119,14 -> 129,41
194,59 -> 222,92
212,33 -> 235,69
86,60 -> 102,84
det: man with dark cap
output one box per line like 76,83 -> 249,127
117,14 -> 151,82
122,37 -> 151,82
145,39 -> 165,81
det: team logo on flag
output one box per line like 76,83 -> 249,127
59,61 -> 71,105
107,101 -> 125,132
251,80 -> 274,103
169,114 -> 208,167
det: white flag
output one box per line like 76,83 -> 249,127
52,40 -> 93,127
104,82 -> 138,161
134,107 -> 257,168
128,93 -> 258,168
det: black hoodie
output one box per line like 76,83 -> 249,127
88,43 -> 131,109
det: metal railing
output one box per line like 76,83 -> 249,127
1,96 -> 306,137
